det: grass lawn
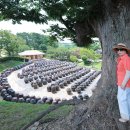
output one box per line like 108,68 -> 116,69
0,60 -> 24,72
41,105 -> 74,122
78,61 -> 102,70
0,101 -> 74,130
0,101 -> 51,130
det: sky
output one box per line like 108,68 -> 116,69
0,20 -> 50,34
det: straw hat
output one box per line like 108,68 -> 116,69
113,43 -> 130,54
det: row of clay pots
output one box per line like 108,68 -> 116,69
46,69 -> 91,94
18,62 -> 90,90
71,71 -> 101,94
21,60 -> 76,75
18,63 -> 78,80
0,62 -> 32,86
0,86 -> 64,104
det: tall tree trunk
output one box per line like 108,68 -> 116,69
76,2 -> 130,130
37,1 -> 130,130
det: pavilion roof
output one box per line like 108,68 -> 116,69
18,50 -> 45,56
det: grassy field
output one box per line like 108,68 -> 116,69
0,101 -> 51,130
0,60 -> 24,72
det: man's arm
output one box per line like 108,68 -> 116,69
121,70 -> 130,89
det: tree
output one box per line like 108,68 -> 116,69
0,0 -> 130,129
0,30 -> 30,56
17,32 -> 59,51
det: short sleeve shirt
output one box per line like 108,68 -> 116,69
116,54 -> 130,87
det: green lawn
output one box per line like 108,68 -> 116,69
0,101 -> 51,130
0,101 -> 74,130
41,105 -> 74,122
0,60 -> 24,72
78,61 -> 102,70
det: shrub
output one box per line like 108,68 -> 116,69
82,55 -> 87,61
0,57 -> 28,62
69,55 -> 78,62
81,55 -> 92,65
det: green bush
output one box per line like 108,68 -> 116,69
0,57 -> 28,62
81,55 -> 92,65
69,55 -> 78,62
82,55 -> 87,61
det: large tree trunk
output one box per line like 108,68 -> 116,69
34,1 -> 130,130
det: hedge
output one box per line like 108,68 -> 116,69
0,57 -> 28,62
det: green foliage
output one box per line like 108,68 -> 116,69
0,0 -> 104,46
82,55 -> 88,61
59,42 -> 76,48
0,56 -> 28,62
69,55 -> 78,62
79,47 -> 98,60
46,47 -> 71,61
0,30 -> 30,56
0,60 -> 23,72
88,41 -> 101,51
17,32 -> 59,51
82,55 -> 92,65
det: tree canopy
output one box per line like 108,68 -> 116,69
0,0 -> 103,46
0,30 -> 30,56
17,32 -> 59,52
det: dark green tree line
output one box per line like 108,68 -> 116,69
17,32 -> 59,52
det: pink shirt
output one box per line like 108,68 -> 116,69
116,54 -> 130,87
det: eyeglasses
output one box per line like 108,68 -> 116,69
116,48 -> 126,51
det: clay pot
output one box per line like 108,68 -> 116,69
72,96 -> 77,100
42,96 -> 47,102
26,98 -> 31,103
19,74 -> 24,79
76,87 -> 81,94
46,97 -> 53,104
51,86 -> 57,93
36,79 -> 43,87
66,88 -> 72,95
11,97 -> 18,102
52,100 -> 58,104
28,76 -> 33,82
7,88 -> 15,96
37,100 -> 44,104
34,75 -> 38,80
0,85 -> 3,91
55,98 -> 61,102
59,83 -> 64,88
47,85 -> 52,92
18,97 -> 25,102
24,78 -> 29,84
78,94 -> 83,100
42,80 -> 47,85
83,94 -> 89,100
5,95 -> 12,101
30,98 -> 37,104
